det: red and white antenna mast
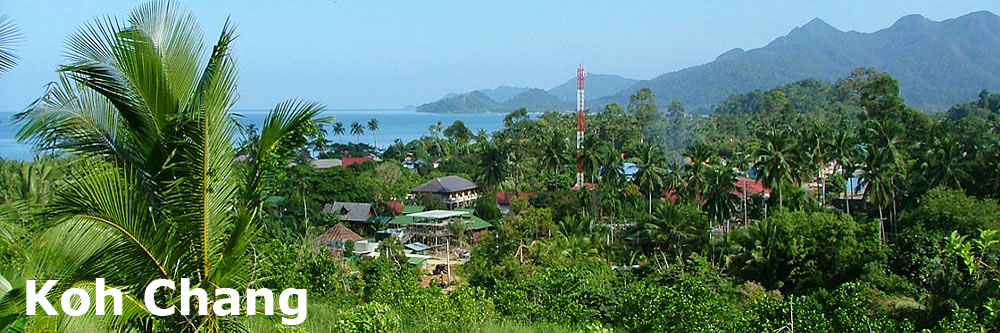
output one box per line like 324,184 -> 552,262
575,65 -> 586,188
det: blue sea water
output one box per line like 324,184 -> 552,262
0,109 -> 507,160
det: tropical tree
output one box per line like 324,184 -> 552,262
7,3 -> 327,330
538,130 -> 570,174
915,130 -> 970,192
633,144 -> 667,214
0,15 -> 21,75
367,118 -> 380,149
860,119 -> 905,243
351,121 -> 365,143
478,143 -> 507,189
801,124 -> 831,205
682,142 -> 717,202
830,131 -> 860,214
634,202 -> 708,258
309,123 -> 331,158
702,165 -> 739,231
333,121 -> 346,143
753,129 -> 799,207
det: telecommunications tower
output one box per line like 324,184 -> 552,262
575,65 -> 586,188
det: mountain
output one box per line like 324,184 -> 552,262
546,74 -> 639,101
417,74 -> 635,113
598,11 -> 1000,113
502,89 -> 571,112
480,86 -> 531,102
416,91 -> 502,114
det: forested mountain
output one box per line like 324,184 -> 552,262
479,85 -> 531,103
417,74 -> 636,113
600,11 -> 1000,114
423,11 -> 1000,114
546,74 -> 639,102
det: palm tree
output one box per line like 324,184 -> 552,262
633,144 -> 667,214
8,3 -> 327,330
333,121 -> 346,143
753,129 -> 799,207
367,118 -> 380,149
538,131 -> 570,174
478,143 -> 507,189
831,131 -> 860,214
0,15 -> 21,75
801,124 -> 830,205
862,148 -> 899,244
917,131 -> 970,191
634,202 -> 707,257
350,121 -> 365,143
702,165 -> 739,232
682,142 -> 716,202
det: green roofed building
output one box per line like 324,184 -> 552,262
387,209 -> 493,243
402,205 -> 425,214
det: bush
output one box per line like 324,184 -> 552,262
333,302 -> 401,333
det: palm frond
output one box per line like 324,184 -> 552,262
0,16 -> 22,75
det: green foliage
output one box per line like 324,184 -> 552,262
611,279 -> 734,332
731,210 -> 884,293
333,302 -> 402,333
475,195 -> 502,222
901,187 -> 1000,235
493,264 -> 615,325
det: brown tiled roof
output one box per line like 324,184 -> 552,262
318,224 -> 363,244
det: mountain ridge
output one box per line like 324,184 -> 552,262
419,11 -> 1000,114
597,11 -> 1000,113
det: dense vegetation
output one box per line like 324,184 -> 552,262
2,2 -> 1000,332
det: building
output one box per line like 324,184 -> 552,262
389,209 -> 493,243
310,158 -> 343,169
496,192 -> 535,214
342,155 -> 374,168
410,176 -> 479,209
323,202 -> 376,232
317,224 -> 364,257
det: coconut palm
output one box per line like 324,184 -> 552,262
333,121 -> 346,143
801,124 -> 831,204
682,142 -> 716,201
917,131 -> 970,191
538,130 -> 570,174
753,129 -> 799,207
478,143 -> 507,189
350,121 -> 365,143
830,131 -> 860,214
0,15 -> 21,75
633,144 -> 667,214
634,202 -> 707,257
367,118 -> 379,149
7,3 -> 328,330
702,164 -> 739,231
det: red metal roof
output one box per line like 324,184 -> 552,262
342,156 -> 374,168
496,192 -> 536,205
386,200 -> 404,214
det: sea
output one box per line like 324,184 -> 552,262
0,109 -> 507,160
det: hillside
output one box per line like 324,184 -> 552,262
598,11 -> 1000,114
546,74 -> 639,102
417,74 -> 635,113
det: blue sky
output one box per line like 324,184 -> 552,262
2,1 -> 998,110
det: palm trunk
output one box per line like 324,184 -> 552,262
878,206 -> 885,246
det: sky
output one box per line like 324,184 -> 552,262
2,1 -> 999,111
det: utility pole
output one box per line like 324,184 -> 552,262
575,65 -> 587,188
